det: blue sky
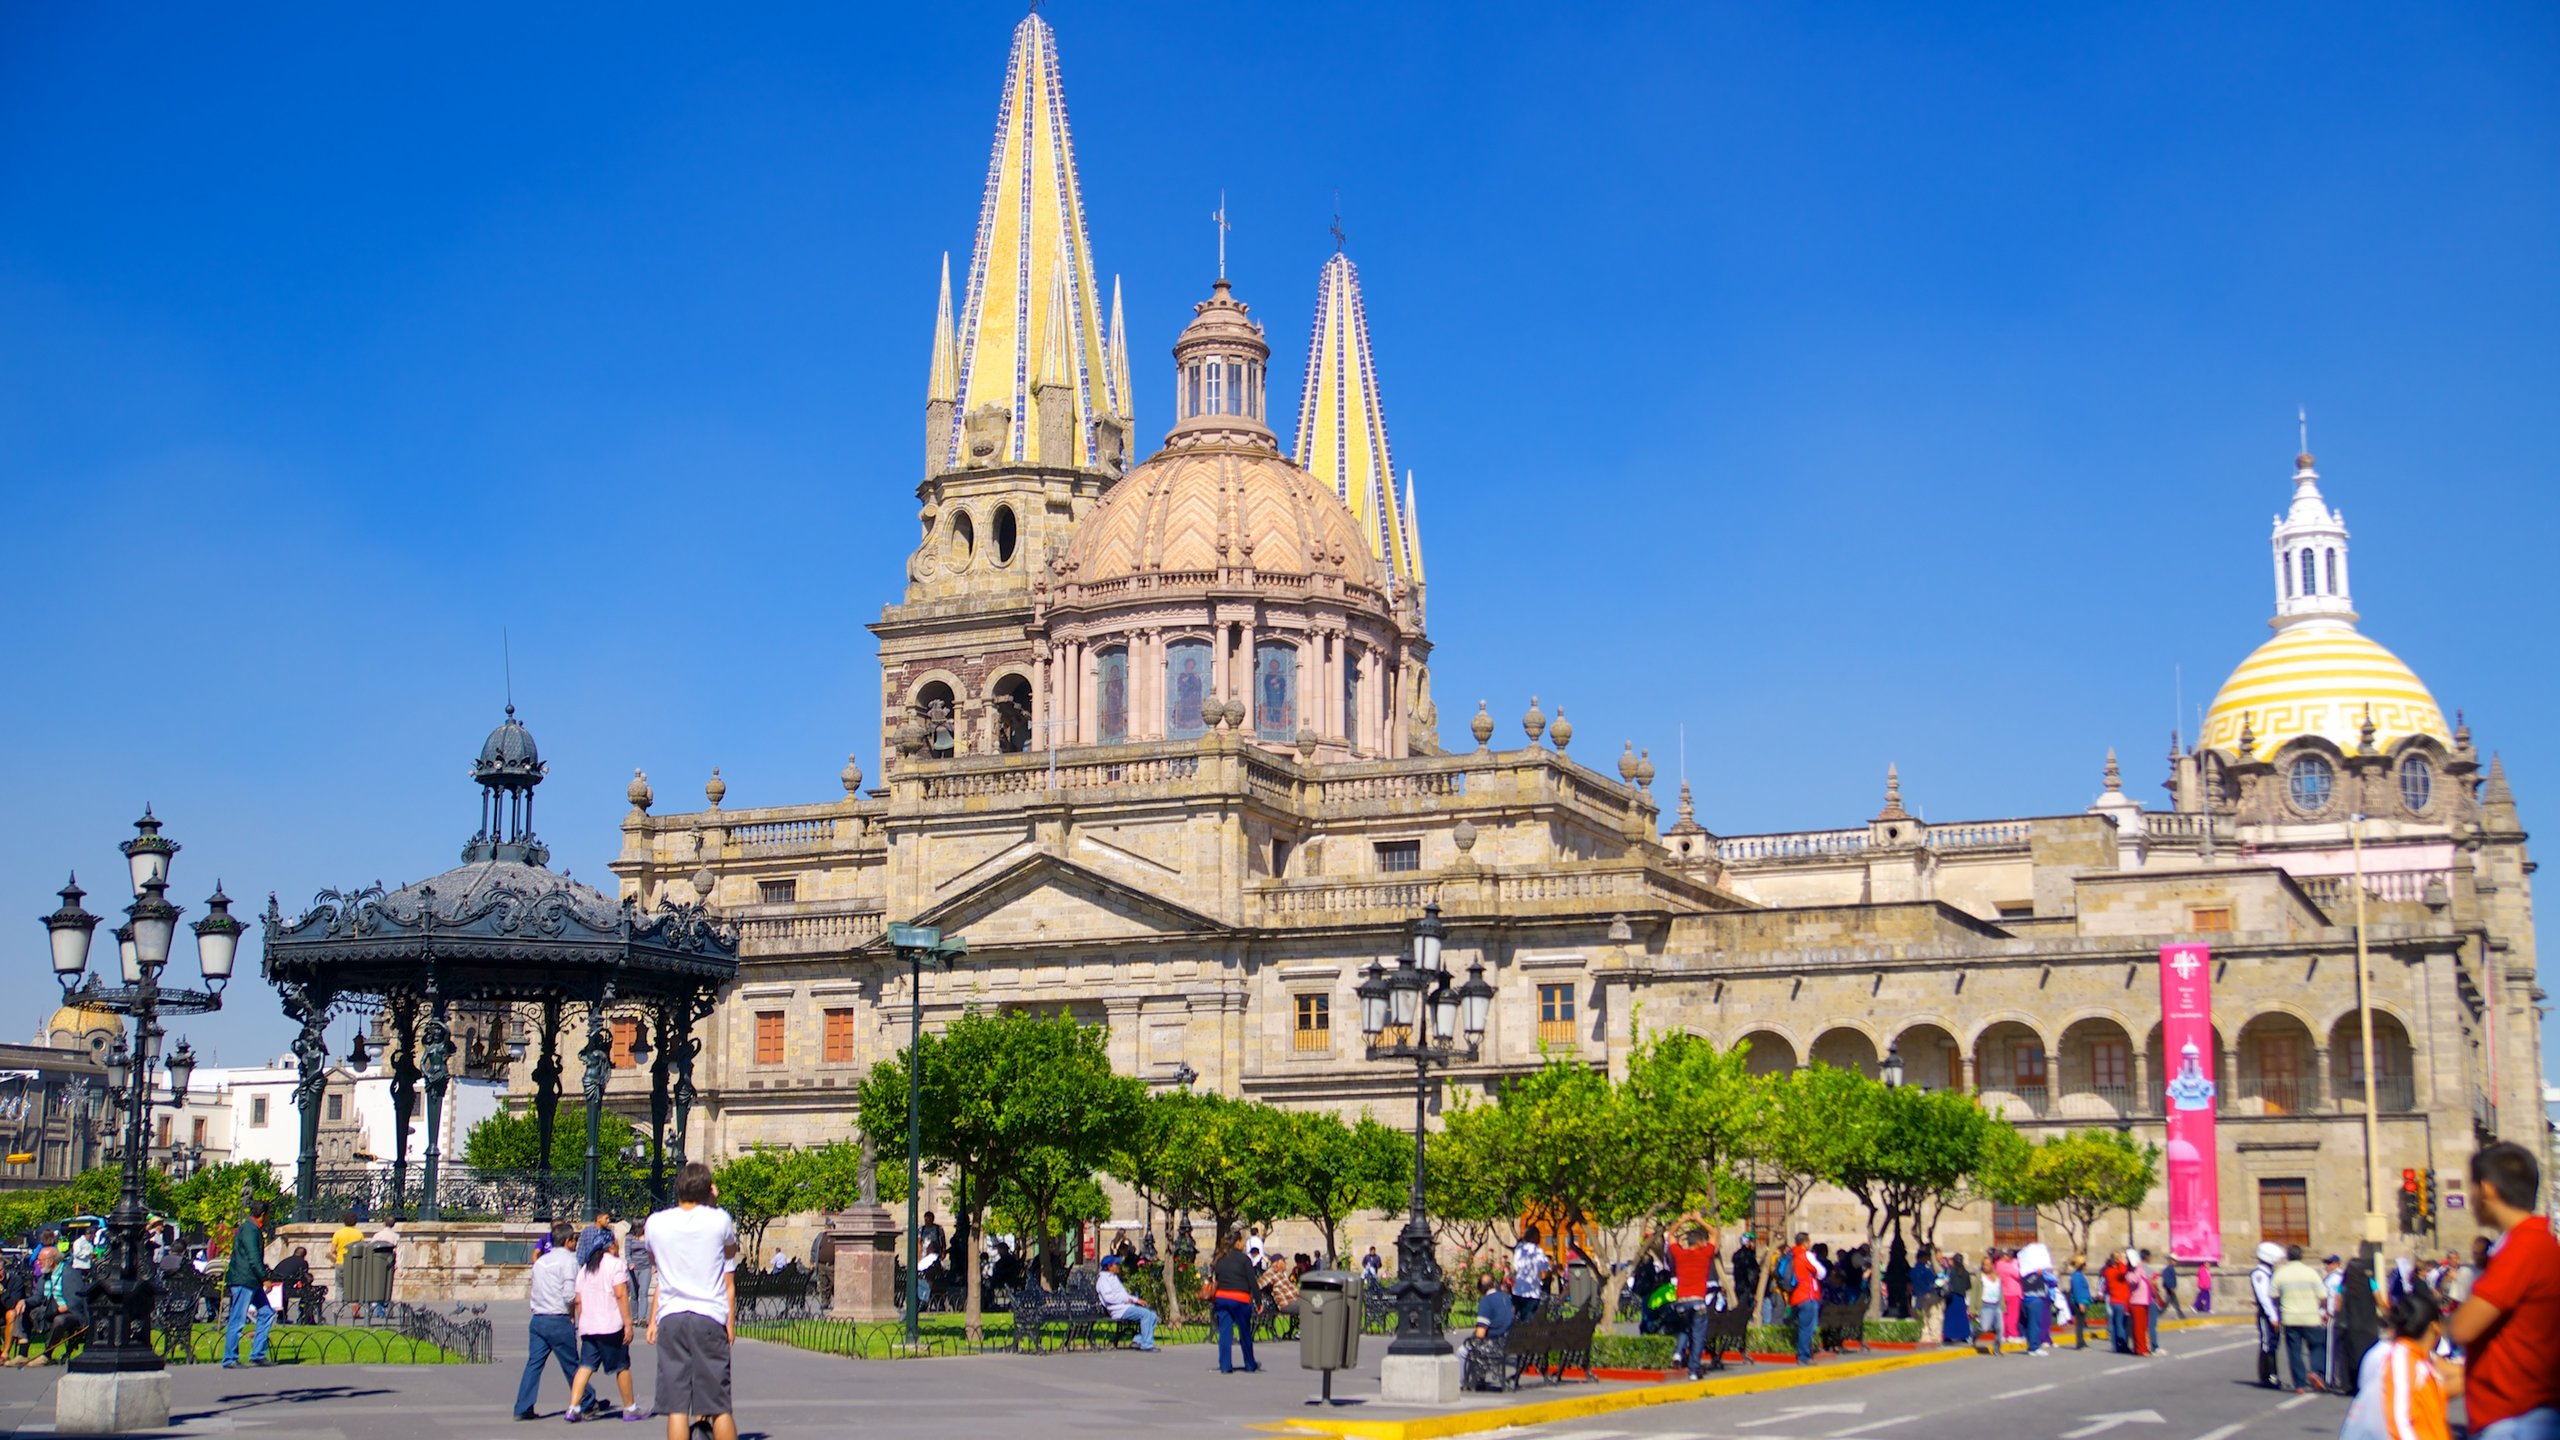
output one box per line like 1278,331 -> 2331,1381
3,3 -> 2554,1083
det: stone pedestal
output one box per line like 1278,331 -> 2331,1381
280,1218 -> 543,1305
1378,1352 -> 1461,1405
825,1205 -> 900,1321
56,1369 -> 171,1433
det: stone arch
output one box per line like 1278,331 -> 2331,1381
1960,1010 -> 2050,1053
1734,1028 -> 1798,1077
2326,1008 -> 2418,1112
2233,1009 -> 2320,1115
1972,1018 -> 2050,1120
909,674 -> 963,759
1809,1025 -> 1881,1079
2052,1015 -> 2140,1120
987,671 -> 1035,753
1886,1021 -> 1963,1092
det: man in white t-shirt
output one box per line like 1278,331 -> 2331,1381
645,1161 -> 740,1440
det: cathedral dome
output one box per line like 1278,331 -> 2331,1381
46,1002 -> 120,1053
2201,620 -> 2450,757
1056,446 -> 1380,589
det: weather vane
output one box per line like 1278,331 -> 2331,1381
1331,190 -> 1345,253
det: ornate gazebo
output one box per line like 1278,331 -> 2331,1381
262,709 -> 739,1222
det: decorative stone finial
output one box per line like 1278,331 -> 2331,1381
2484,752 -> 2514,806
1618,742 -> 1638,782
1549,707 -> 1572,751
1875,763 -> 1912,822
2453,709 -> 2471,753
1452,818 -> 1478,853
2102,748 -> 2121,793
1523,696 -> 1546,744
841,753 -> 865,796
691,865 -> 718,904
1470,700 -> 1494,750
1635,748 -> 1655,789
1295,726 -> 1319,761
2358,705 -> 2379,756
2237,713 -> 2257,760
627,769 -> 654,813
1676,779 -> 1697,826
705,768 -> 727,809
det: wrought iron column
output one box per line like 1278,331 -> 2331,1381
580,988 -> 613,1219
419,982 -> 453,1221
668,1000 -> 700,1171
289,990 -> 329,1222
648,997 -> 674,1208
533,995 -> 563,1222
387,995 -> 420,1216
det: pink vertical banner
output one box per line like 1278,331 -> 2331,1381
2158,943 -> 2223,1264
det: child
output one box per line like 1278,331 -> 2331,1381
2067,1255 -> 2093,1349
565,1230 -> 641,1423
2339,1288 -> 2460,1440
1976,1249 -> 2006,1355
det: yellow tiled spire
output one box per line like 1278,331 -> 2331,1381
1402,470 -> 1425,587
1108,275 -> 1131,428
1293,249 -> 1417,583
927,252 -> 957,405
945,11 -> 1122,470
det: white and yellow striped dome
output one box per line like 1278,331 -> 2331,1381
2201,620 -> 2449,757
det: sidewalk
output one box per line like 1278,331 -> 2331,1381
0,1302 -> 1981,1439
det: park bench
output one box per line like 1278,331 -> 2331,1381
1816,1301 -> 1871,1354
1359,1276 -> 1396,1334
1008,1272 -> 1118,1352
734,1262 -> 821,1323
1493,1302 -> 1601,1388
1697,1305 -> 1754,1368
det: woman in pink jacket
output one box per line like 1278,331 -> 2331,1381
2126,1252 -> 2155,1356
1995,1250 -> 2024,1348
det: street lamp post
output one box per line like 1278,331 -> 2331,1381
887,922 -> 967,1351
1355,901 -> 1493,1390
39,810 -> 239,1431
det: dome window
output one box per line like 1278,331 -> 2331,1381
2399,755 -> 2434,813
993,505 -> 1018,565
2300,549 -> 2317,598
2324,548 -> 2338,595
949,510 -> 976,570
2286,753 -> 2335,813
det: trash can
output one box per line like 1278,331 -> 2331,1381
339,1247 -> 393,1308
1296,1270 -> 1361,1400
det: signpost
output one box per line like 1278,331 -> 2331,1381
888,922 -> 967,1349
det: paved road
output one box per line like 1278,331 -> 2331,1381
1551,1331 -> 2346,1440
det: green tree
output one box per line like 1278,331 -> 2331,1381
1103,1088 -> 1218,1325
460,1106 -> 644,1178
1433,1057 -> 1662,1273
1998,1128 -> 2161,1259
170,1161 -> 286,1242
1282,1110 -> 1410,1265
1831,1084 -> 2012,1312
710,1146 -> 802,1257
855,1007 -> 1141,1340
1622,1029 -> 1761,1222
1739,1063 -> 1870,1315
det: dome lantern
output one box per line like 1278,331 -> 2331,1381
1165,279 -> 1275,450
467,704 -> 548,865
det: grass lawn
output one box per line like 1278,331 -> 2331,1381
175,1323 -> 463,1366
741,1312 -> 1227,1359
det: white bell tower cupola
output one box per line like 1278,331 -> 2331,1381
2269,427 -> 2354,631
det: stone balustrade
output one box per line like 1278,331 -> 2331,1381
1924,820 -> 2033,851
735,906 -> 887,956
1716,829 -> 1869,862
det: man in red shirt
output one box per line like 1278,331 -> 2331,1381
2451,1141 -> 2558,1440
2101,1253 -> 2132,1353
1665,1213 -> 1721,1379
1785,1231 -> 1826,1365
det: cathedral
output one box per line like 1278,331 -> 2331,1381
593,12 -> 2545,1260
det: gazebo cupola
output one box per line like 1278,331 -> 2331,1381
470,703 -> 548,864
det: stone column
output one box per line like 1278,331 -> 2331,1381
2131,1047 -> 2153,1119
825,1206 -> 902,1320
2314,1045 -> 2334,1112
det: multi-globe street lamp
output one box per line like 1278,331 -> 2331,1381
39,809 -> 240,1425
1355,901 -> 1493,1365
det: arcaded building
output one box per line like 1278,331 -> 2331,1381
592,12 -> 2544,1261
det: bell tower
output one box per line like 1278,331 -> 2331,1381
875,11 -> 1131,769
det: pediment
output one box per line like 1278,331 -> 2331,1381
897,851 -> 1224,950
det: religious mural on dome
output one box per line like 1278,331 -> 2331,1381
1166,638 -> 1210,739
1342,651 -> 1359,741
1096,647 -> 1128,745
1253,642 -> 1297,742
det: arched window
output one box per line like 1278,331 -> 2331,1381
1252,641 -> 1298,741
2324,548 -> 2337,595
948,511 -> 976,570
2283,557 -> 2293,598
1204,358 -> 1225,417
1164,638 -> 1211,739
2300,549 -> 2316,598
992,674 -> 1034,753
915,681 -> 958,760
1095,647 -> 1129,746
2399,754 -> 2434,813
2287,753 -> 2334,813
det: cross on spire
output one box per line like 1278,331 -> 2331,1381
2298,405 -> 2309,457
1212,191 -> 1230,279
1330,190 -> 1345,253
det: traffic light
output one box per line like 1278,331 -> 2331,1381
2421,1169 -> 2439,1231
2400,1169 -> 2421,1232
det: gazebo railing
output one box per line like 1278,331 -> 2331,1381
307,1165 -> 660,1224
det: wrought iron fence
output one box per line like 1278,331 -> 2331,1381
307,1166 -> 658,1223
143,1268 -> 490,1365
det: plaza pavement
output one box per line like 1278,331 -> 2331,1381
0,1309 -> 2339,1440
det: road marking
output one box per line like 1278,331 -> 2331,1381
2101,1361 -> 2145,1375
1991,1383 -> 2056,1400
1829,1417 -> 1919,1437
2058,1411 -> 2164,1438
1736,1405 -> 1866,1430
2189,1426 -> 2247,1440
2277,1394 -> 2317,1411
2174,1339 -> 2253,1360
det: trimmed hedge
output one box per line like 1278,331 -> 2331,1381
1591,1317 -> 1923,1370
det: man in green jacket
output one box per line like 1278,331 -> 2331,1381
219,1199 -> 276,1368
